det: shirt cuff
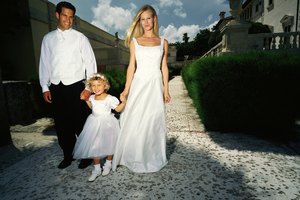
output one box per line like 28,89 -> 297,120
84,87 -> 91,92
42,85 -> 49,93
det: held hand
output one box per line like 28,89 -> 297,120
120,90 -> 129,98
43,91 -> 52,103
80,89 -> 91,101
120,93 -> 127,103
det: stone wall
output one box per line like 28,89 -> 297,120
0,68 -> 12,146
2,80 -> 52,126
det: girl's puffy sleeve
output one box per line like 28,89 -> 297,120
109,95 -> 120,109
88,95 -> 94,108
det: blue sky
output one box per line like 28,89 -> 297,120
48,0 -> 231,43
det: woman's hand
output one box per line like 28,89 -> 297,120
120,93 -> 127,103
164,91 -> 171,103
120,89 -> 129,99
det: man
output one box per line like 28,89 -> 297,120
39,1 -> 97,169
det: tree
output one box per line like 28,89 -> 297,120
175,29 -> 218,60
248,22 -> 271,34
193,29 -> 212,57
208,30 -> 222,48
175,41 -> 192,61
182,33 -> 189,43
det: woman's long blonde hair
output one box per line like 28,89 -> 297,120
124,5 -> 159,47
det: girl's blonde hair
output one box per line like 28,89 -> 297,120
124,4 -> 159,47
86,73 -> 110,92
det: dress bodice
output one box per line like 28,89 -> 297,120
133,37 -> 164,77
90,94 -> 119,116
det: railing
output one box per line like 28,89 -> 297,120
202,31 -> 300,59
269,32 -> 299,49
250,32 -> 300,50
201,42 -> 223,58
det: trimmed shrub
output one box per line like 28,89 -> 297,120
182,51 -> 300,134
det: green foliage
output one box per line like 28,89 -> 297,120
102,69 -> 126,97
175,29 -> 213,61
208,30 -> 222,48
248,22 -> 271,34
175,42 -> 192,61
182,33 -> 189,43
193,29 -> 212,57
182,51 -> 300,135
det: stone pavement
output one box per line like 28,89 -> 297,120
0,76 -> 300,200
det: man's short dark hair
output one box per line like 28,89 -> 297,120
56,1 -> 76,15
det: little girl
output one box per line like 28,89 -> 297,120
73,73 -> 126,182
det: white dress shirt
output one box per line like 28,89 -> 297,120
39,27 -> 97,92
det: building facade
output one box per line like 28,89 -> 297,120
241,0 -> 300,33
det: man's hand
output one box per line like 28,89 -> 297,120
80,89 -> 91,101
43,91 -> 52,103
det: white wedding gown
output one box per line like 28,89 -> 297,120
112,37 -> 168,173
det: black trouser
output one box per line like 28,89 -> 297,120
50,80 -> 89,161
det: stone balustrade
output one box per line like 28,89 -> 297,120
248,32 -> 300,50
201,42 -> 223,58
202,21 -> 300,58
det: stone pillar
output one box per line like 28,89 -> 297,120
221,20 -> 251,53
220,0 -> 251,53
0,67 -> 12,146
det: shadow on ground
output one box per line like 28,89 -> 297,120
207,129 -> 300,156
0,134 -> 256,200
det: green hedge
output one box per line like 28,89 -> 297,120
182,51 -> 300,134
102,69 -> 126,98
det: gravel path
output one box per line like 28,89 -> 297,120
0,76 -> 299,200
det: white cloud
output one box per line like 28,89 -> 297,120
160,19 -> 222,43
159,0 -> 183,7
160,24 -> 200,43
206,14 -> 213,23
173,8 -> 186,18
91,0 -> 135,33
84,0 -> 226,42
158,0 -> 186,18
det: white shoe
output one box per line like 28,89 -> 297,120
102,160 -> 112,176
88,169 -> 101,182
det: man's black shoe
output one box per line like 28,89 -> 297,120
58,159 -> 72,169
78,159 -> 92,169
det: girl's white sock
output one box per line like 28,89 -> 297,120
105,160 -> 112,165
94,164 -> 101,172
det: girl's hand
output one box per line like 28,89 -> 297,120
120,89 -> 129,98
120,94 -> 127,103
